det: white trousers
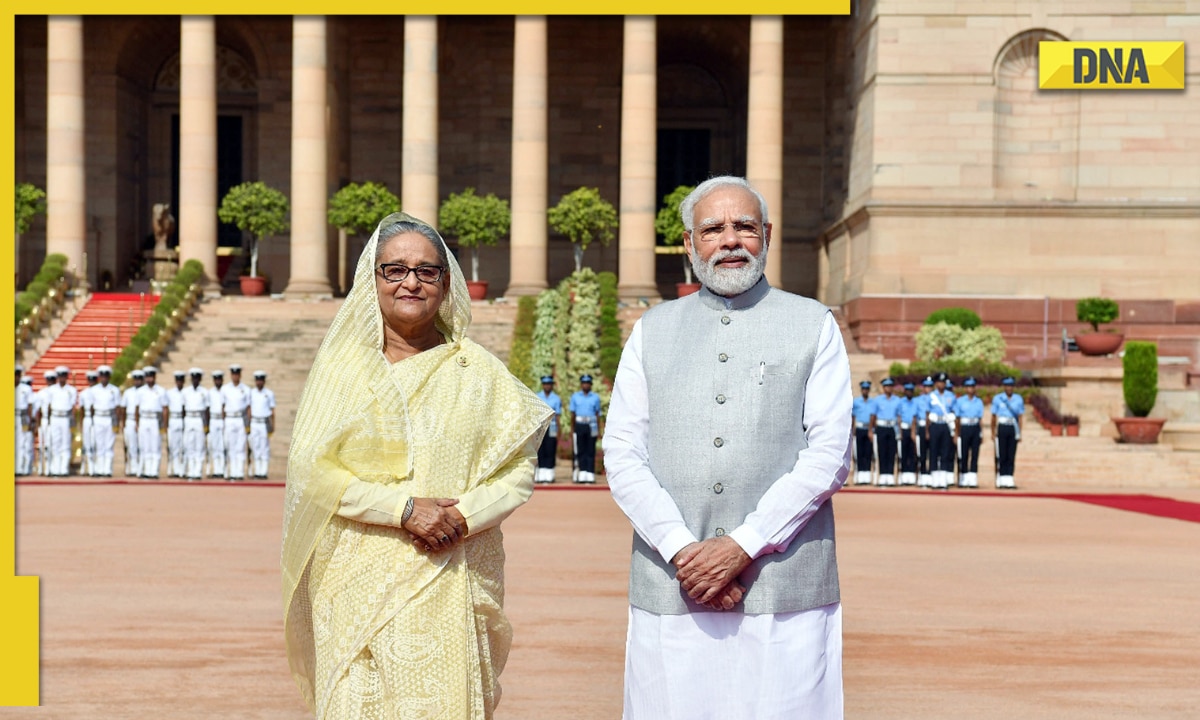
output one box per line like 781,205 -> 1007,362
183,417 -> 206,478
167,418 -> 185,476
207,419 -> 226,476
624,603 -> 843,720
16,417 -> 33,475
38,421 -> 50,475
138,421 -> 162,477
92,420 -> 115,476
249,421 -> 270,477
123,423 -> 140,477
81,417 -> 94,475
225,420 -> 247,478
48,417 -> 72,476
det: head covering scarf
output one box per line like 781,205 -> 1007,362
283,212 -> 549,712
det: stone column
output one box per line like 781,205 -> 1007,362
178,16 -> 218,284
746,16 -> 784,287
505,16 -> 548,296
617,16 -> 660,301
402,16 -> 438,226
285,16 -> 333,295
45,16 -> 86,273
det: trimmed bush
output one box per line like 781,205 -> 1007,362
1122,341 -> 1158,417
924,307 -> 981,330
1076,297 -> 1119,332
597,271 -> 621,381
508,295 -> 537,390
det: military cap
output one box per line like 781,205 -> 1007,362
86,371 -> 98,380
902,382 -> 915,391
253,370 -> 267,379
55,365 -> 70,375
230,364 -> 242,373
44,371 -> 57,380
131,370 -> 145,379
921,377 -> 934,387
173,370 -> 187,380
189,367 -> 203,377
14,364 -> 23,374
1001,377 -> 1016,386
540,376 -> 554,384
859,380 -> 871,389
98,365 -> 112,375
963,377 -> 977,387
580,374 -> 593,383
212,370 -> 224,378
21,376 -> 32,385
881,378 -> 895,387
934,371 -> 948,383
143,366 -> 158,375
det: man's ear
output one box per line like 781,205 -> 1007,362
763,222 -> 773,248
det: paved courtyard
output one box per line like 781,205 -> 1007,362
5,482 -> 1200,718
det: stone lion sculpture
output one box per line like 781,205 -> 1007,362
152,203 -> 176,252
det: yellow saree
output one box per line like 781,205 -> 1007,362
283,213 -> 551,719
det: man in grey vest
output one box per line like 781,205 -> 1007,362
606,176 -> 852,719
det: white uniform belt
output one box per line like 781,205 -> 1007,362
997,416 -> 1016,425
854,421 -> 868,429
958,418 -> 980,425
917,420 -> 927,426
225,412 -> 243,418
930,418 -> 947,425
251,417 -> 270,423
140,410 -> 160,416
575,416 -> 596,422
185,411 -> 205,418
900,422 -> 911,430
51,410 -> 72,417
93,410 -> 113,416
170,412 -> 184,418
875,420 -> 897,428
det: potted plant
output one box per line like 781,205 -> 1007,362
654,184 -> 700,297
328,181 -> 400,294
439,188 -> 511,300
548,186 -> 617,273
218,181 -> 289,296
1112,340 -> 1165,443
1063,415 -> 1080,436
1075,297 -> 1123,356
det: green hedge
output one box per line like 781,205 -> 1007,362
508,295 -> 537,390
109,261 -> 205,386
924,307 -> 981,330
597,271 -> 621,381
1122,341 -> 1158,417
15,254 -> 69,329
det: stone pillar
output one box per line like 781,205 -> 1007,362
402,16 -> 438,226
178,16 -> 219,284
505,16 -> 548,296
285,16 -> 333,296
45,16 -> 86,273
746,16 -> 784,287
617,16 -> 660,301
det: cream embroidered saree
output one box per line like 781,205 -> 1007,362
283,213 -> 551,719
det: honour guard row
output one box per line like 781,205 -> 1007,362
534,374 -> 604,484
16,363 -> 276,481
852,372 -> 1025,490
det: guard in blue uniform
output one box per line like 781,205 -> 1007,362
569,374 -> 602,484
897,382 -> 919,485
916,377 -> 934,486
925,372 -> 957,489
535,376 -> 563,484
852,380 -> 874,485
869,378 -> 903,486
991,377 -> 1024,489
953,377 -> 985,488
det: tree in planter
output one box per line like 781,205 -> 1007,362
1122,341 -> 1158,418
438,188 -> 511,283
217,181 -> 289,279
328,182 -> 400,291
1076,297 -> 1119,333
548,187 -> 617,273
15,182 -> 46,234
654,184 -> 695,285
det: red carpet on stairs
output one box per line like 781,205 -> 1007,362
1048,493 -> 1200,524
27,292 -> 159,388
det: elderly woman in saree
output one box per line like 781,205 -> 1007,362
283,213 -> 552,719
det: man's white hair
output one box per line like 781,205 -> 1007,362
679,176 -> 770,231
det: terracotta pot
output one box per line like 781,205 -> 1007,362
1075,332 -> 1124,356
466,280 -> 489,301
1048,423 -> 1062,436
1065,423 -> 1080,436
239,275 -> 269,296
1112,416 -> 1166,444
676,282 -> 701,297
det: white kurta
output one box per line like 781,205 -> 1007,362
606,311 -> 852,720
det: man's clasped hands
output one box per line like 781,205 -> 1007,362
672,536 -> 752,611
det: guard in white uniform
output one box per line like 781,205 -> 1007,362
221,364 -> 251,480
120,370 -> 145,477
181,368 -> 210,480
248,370 -> 276,479
80,370 -> 99,475
166,371 -> 187,477
46,366 -> 78,476
15,367 -> 34,476
207,370 -> 227,478
35,371 -> 56,476
136,367 -> 169,478
90,366 -> 122,477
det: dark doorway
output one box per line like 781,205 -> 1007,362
656,127 -> 710,242
169,114 -> 244,249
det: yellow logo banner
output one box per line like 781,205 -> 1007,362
1039,41 -> 1185,90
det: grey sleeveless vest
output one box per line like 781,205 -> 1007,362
630,278 -> 840,615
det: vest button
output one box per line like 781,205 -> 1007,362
713,437 -> 724,447
714,527 -> 725,537
721,315 -> 731,325
713,482 -> 723,494
716,394 -> 726,404
718,353 -> 728,362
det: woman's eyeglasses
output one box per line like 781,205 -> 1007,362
376,264 -> 446,284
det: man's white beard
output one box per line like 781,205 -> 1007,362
690,245 -> 767,297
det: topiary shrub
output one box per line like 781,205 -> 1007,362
924,307 -> 981,330
508,295 -> 537,390
532,288 -> 562,382
548,187 -> 618,273
1076,297 -> 1119,332
1122,341 -> 1158,417
597,271 -> 621,381
915,322 -> 964,362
